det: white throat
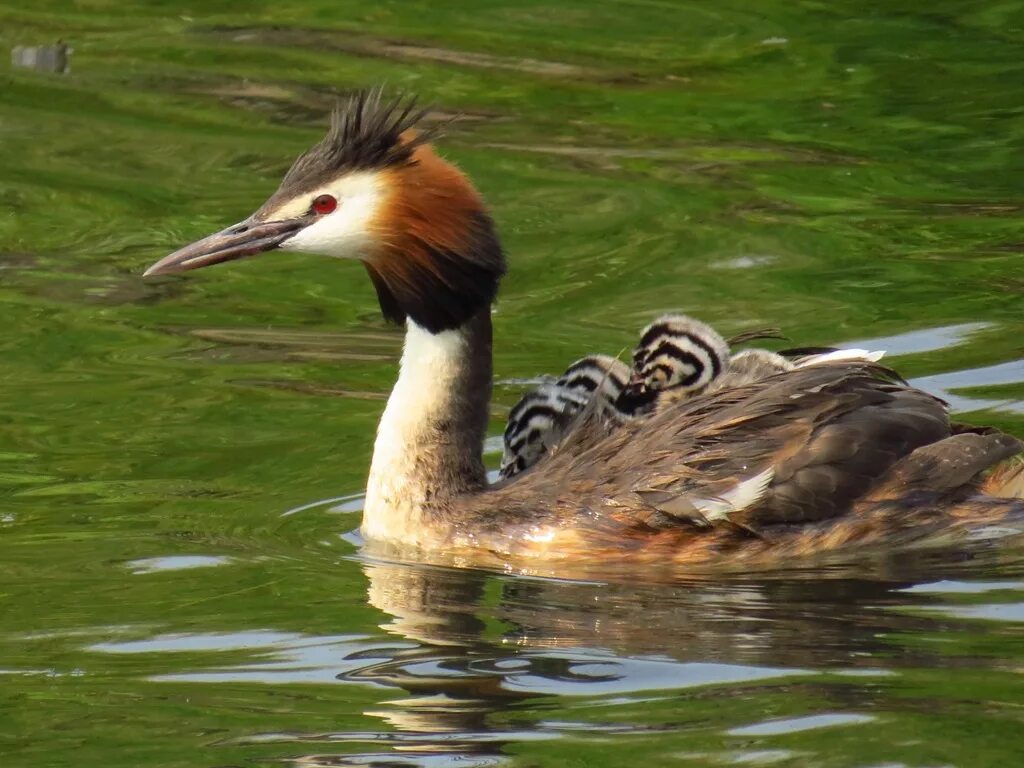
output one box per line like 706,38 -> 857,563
362,315 -> 492,545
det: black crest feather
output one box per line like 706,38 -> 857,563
277,88 -> 434,196
260,88 -> 505,333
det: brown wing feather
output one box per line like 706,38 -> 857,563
752,383 -> 950,524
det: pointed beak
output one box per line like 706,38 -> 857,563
143,217 -> 311,277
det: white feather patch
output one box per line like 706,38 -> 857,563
692,467 -> 775,522
796,348 -> 885,367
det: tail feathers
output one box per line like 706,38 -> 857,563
983,457 -> 1024,499
866,432 -> 1022,503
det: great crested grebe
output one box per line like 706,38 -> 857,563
145,90 -> 1024,562
500,354 -> 630,479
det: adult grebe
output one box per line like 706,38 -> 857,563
144,90 -> 1024,563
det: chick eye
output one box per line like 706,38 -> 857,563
311,194 -> 338,215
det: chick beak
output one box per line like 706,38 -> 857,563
615,373 -> 657,416
143,216 -> 311,277
624,371 -> 647,397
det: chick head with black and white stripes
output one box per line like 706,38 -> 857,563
631,314 -> 729,396
500,355 -> 631,479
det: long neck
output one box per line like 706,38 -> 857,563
363,311 -> 493,545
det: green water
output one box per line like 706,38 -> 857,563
4,1 -> 1024,765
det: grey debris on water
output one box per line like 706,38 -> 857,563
11,41 -> 72,74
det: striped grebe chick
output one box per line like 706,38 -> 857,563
628,321 -> 886,410
500,354 -> 630,479
618,314 -> 729,414
145,90 -> 1024,564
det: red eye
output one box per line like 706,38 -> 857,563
311,194 -> 337,215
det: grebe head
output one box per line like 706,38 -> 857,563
629,314 -> 729,396
144,89 -> 506,333
500,355 -> 631,479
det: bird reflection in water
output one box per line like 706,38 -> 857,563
287,551 -> 981,766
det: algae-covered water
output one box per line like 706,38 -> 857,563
4,2 -> 1024,766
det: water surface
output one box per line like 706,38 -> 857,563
3,2 -> 1024,766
